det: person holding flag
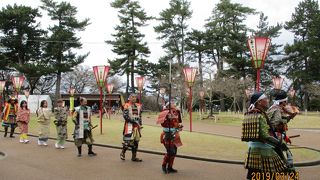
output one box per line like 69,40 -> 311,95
157,98 -> 183,174
120,94 -> 143,162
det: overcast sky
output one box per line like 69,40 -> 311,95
0,0 -> 304,67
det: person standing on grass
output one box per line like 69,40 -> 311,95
72,97 -> 96,157
37,100 -> 52,146
120,93 -> 143,162
157,99 -> 183,174
16,100 -> 31,143
2,96 -> 18,138
54,99 -> 68,149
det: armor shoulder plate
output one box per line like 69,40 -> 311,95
241,112 -> 262,142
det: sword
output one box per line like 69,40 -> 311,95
289,135 -> 300,138
91,125 -> 98,129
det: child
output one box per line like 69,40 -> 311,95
16,100 -> 31,143
54,99 -> 68,149
37,100 -> 51,146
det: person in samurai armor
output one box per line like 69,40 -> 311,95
242,92 -> 291,180
267,90 -> 299,173
267,90 -> 298,144
2,96 -> 18,138
157,99 -> 183,174
73,97 -> 96,157
54,99 -> 68,149
120,93 -> 143,162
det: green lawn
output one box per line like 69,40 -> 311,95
188,111 -> 320,128
24,113 -> 320,162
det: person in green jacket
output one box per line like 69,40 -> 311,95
242,92 -> 297,180
54,99 -> 68,149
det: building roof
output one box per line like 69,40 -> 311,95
60,93 -> 122,101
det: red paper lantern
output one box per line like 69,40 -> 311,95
183,67 -> 197,87
106,83 -> 114,94
11,76 -> 25,92
272,76 -> 284,90
136,76 -> 145,91
247,37 -> 271,69
93,66 -> 110,88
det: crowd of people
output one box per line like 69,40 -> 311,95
1,90 -> 299,178
1,93 -> 184,174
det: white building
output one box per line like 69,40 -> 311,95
18,95 -> 52,113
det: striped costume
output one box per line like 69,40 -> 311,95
120,101 -> 142,161
242,109 -> 288,176
2,102 -> 18,137
2,103 -> 18,128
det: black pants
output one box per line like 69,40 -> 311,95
122,140 -> 139,153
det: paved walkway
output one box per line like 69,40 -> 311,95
0,135 -> 319,180
1,115 -> 320,180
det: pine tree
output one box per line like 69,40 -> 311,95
185,29 -> 207,88
154,0 -> 192,112
0,4 -> 49,94
283,0 -> 320,110
108,0 -> 151,96
205,0 -> 255,111
41,0 -> 90,100
154,0 -> 192,66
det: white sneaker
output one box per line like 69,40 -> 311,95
55,143 -> 59,149
19,139 -> 24,143
60,146 -> 65,149
43,142 -> 48,146
38,140 -> 43,146
24,139 -> 29,143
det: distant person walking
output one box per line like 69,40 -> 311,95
37,100 -> 52,146
16,100 -> 31,143
54,99 -> 68,149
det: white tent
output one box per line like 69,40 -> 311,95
18,95 -> 52,113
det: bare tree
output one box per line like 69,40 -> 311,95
61,65 -> 95,94
61,65 -> 126,94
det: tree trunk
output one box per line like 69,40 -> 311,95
232,93 -> 236,112
126,71 -> 129,99
198,50 -> 203,88
303,91 -> 309,111
209,94 -> 213,116
220,93 -> 225,111
130,12 -> 135,94
131,54 -> 135,94
242,97 -> 246,113
55,71 -> 61,102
